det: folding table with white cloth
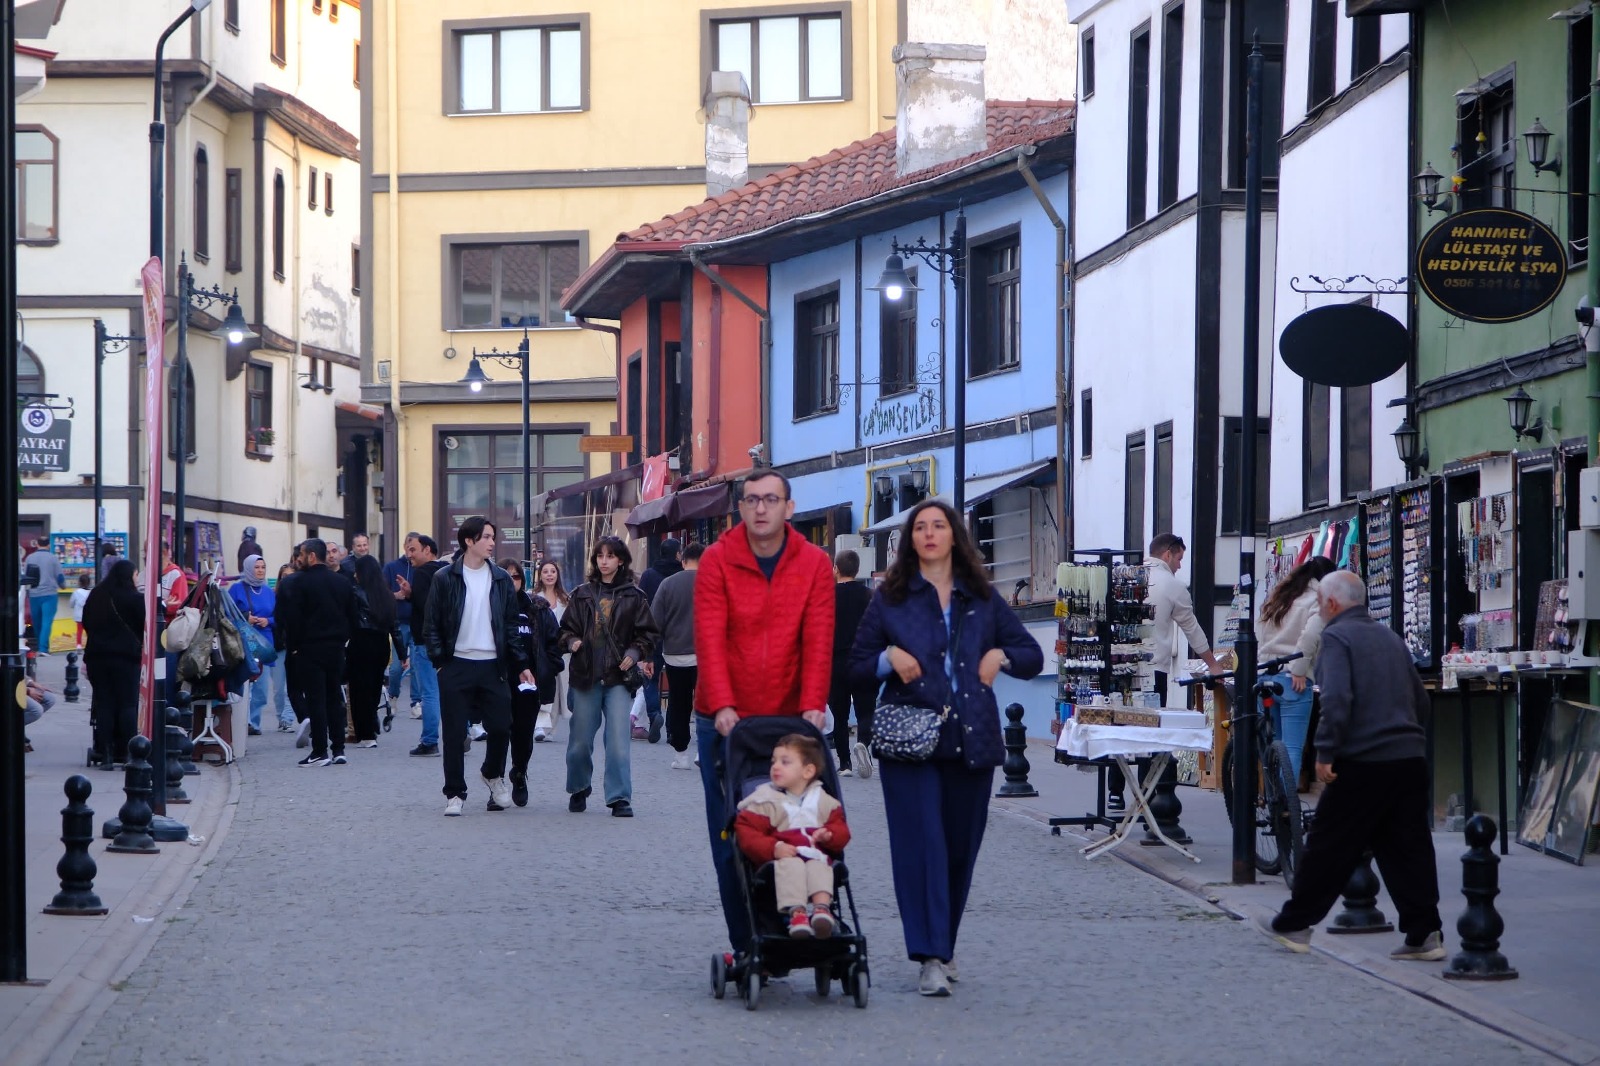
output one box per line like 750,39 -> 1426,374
1053,718 -> 1213,861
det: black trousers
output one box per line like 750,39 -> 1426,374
509,682 -> 539,777
828,673 -> 877,769
1109,671 -> 1168,796
438,657 -> 512,799
1275,757 -> 1442,938
664,664 -> 698,753
90,656 -> 140,763
293,642 -> 346,757
347,630 -> 390,741
284,653 -> 308,722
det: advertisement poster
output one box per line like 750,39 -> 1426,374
50,532 -> 129,579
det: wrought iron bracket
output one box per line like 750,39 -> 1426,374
1289,274 -> 1409,296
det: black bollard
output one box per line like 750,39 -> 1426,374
172,690 -> 199,775
1326,851 -> 1393,934
104,735 -> 160,854
164,707 -> 189,804
63,650 -> 80,703
996,703 -> 1039,798
1141,758 -> 1191,846
1444,815 -> 1517,981
43,776 -> 108,915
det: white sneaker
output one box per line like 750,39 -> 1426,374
483,774 -> 513,810
671,752 -> 693,770
357,739 -> 378,748
918,959 -> 951,997
534,729 -> 548,743
409,704 -> 422,720
295,718 -> 311,749
468,723 -> 488,741
444,796 -> 464,817
852,742 -> 873,779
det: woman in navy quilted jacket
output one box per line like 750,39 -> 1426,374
849,498 -> 1042,998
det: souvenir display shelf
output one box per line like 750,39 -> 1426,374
1053,549 -> 1154,734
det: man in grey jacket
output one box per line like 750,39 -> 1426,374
1260,570 -> 1444,960
651,542 -> 702,769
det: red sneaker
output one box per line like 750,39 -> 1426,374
810,906 -> 835,939
787,909 -> 814,939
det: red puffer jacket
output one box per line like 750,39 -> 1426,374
694,524 -> 835,718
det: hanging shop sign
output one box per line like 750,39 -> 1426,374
1279,303 -> 1409,387
19,404 -> 71,471
1416,208 -> 1567,324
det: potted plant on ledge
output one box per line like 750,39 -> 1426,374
253,426 -> 276,458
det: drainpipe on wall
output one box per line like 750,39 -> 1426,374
1588,1 -> 1600,701
1016,150 -> 1071,559
688,252 -> 770,477
575,316 -> 622,473
385,0 -> 403,532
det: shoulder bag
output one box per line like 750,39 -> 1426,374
871,601 -> 963,762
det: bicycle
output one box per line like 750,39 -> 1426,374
1180,653 -> 1306,889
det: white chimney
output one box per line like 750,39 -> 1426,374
894,43 -> 987,178
705,71 -> 751,199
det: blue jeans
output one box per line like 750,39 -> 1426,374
698,716 -> 752,952
29,594 -> 57,651
249,658 -> 291,729
566,683 -> 634,804
387,623 -> 412,700
1265,672 -> 1314,783
411,642 -> 441,746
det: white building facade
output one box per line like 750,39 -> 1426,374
16,0 -> 368,576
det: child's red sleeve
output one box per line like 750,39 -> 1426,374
821,806 -> 851,855
734,809 -> 778,864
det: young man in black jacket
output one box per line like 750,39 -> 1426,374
400,535 -> 448,756
276,539 -> 358,766
829,549 -> 876,776
422,517 -> 533,816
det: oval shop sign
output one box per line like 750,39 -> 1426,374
1416,207 -> 1567,324
1279,303 -> 1409,388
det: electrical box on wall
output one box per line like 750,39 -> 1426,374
1581,467 -> 1600,529
834,534 -> 864,560
1567,530 -> 1600,618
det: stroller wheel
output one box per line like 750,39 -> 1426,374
710,953 -> 728,1000
814,965 -> 831,997
848,963 -> 869,1009
742,971 -> 761,1011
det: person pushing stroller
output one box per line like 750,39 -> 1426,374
735,733 -> 852,939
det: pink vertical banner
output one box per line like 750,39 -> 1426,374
138,257 -> 166,740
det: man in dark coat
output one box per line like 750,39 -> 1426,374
237,526 -> 262,573
637,538 -> 684,743
275,539 -> 358,766
829,549 -> 877,777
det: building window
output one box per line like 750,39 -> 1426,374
167,364 -> 196,461
625,352 -> 642,465
18,345 -> 45,398
450,21 -> 586,114
1220,416 -> 1271,534
1228,0 -> 1285,188
970,233 -> 1021,377
270,0 -> 286,65
1081,389 -> 1093,458
351,244 -> 361,296
329,0 -> 338,23
1571,16 -> 1591,265
793,286 -> 840,419
324,172 -> 333,215
1125,431 -> 1146,552
1459,77 -> 1514,210
15,126 -> 58,242
975,488 -> 1032,586
437,429 -> 586,548
1303,379 -> 1330,510
1340,383 -> 1371,500
225,0 -> 239,34
1128,22 -> 1152,227
245,363 -> 273,457
1081,27 -> 1096,99
1157,5 -> 1183,211
1351,13 -> 1380,80
664,341 -> 686,456
878,271 -> 916,396
193,146 -> 209,261
1153,421 -> 1174,535
308,165 -> 318,209
312,0 -> 322,13
449,238 -> 582,329
711,8 -> 846,104
354,40 -> 361,88
224,168 -> 242,272
1307,0 -> 1337,109
272,170 -> 285,280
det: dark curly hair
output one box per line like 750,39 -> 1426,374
881,499 -> 993,603
586,536 -> 636,586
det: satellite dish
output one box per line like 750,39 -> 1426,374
1279,304 -> 1408,387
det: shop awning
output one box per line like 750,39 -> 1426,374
624,483 -> 733,536
964,460 -> 1055,511
862,507 -> 915,536
544,462 -> 643,504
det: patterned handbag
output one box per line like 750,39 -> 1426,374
871,702 -> 948,762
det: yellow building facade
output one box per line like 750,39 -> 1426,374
360,0 -> 1074,555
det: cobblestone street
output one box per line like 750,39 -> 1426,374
59,712 -> 1549,1065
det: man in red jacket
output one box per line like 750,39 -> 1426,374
694,469 -> 835,953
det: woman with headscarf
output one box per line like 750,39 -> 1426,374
82,559 -> 144,764
348,554 -> 406,747
230,555 -> 292,735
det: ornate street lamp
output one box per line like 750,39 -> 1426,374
1505,386 -> 1545,444
1523,117 -> 1561,177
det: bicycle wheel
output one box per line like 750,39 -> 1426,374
1220,739 -> 1283,875
1261,740 -> 1305,889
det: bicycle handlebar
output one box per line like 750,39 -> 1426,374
1175,652 -> 1303,687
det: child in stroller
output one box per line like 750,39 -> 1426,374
711,715 -> 870,1009
734,732 -> 852,938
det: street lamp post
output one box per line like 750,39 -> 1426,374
869,211 -> 968,514
460,327 -> 534,565
94,322 -> 135,574
151,0 -> 211,260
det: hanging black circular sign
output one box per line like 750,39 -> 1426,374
1279,303 -> 1410,387
1416,208 -> 1568,324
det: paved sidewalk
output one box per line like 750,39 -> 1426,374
994,737 -> 1600,1066
0,655 -> 238,1065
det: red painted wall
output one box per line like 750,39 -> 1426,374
690,265 -> 765,476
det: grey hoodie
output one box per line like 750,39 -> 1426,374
1313,605 -> 1429,764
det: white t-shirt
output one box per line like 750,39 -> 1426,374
70,587 -> 90,622
455,560 -> 496,660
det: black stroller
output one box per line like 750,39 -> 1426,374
709,715 -> 869,1010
